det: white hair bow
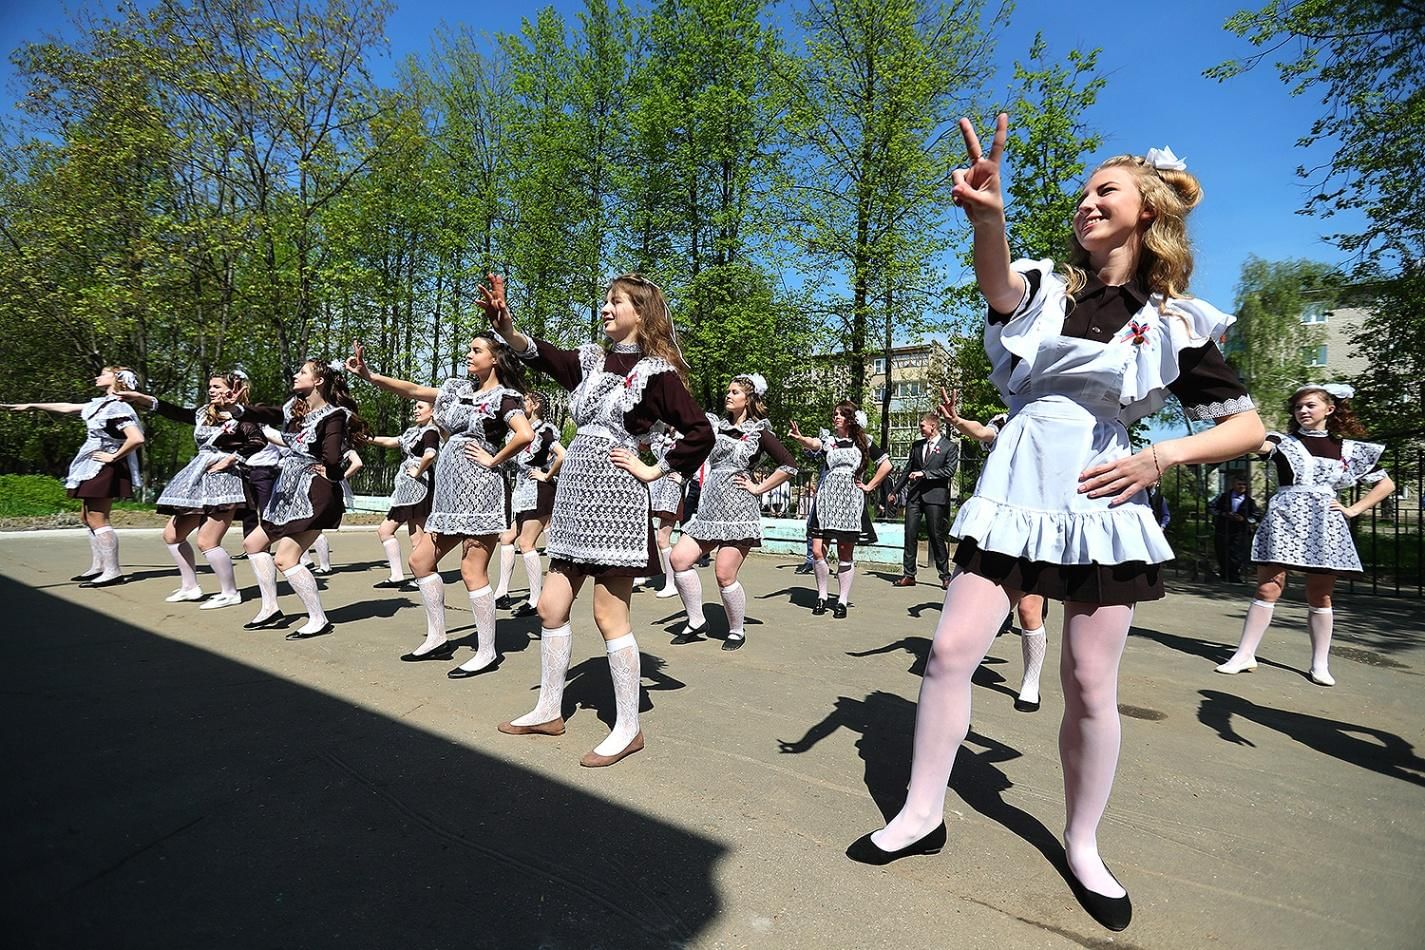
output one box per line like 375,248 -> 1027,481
735,372 -> 768,396
327,359 -> 345,374
1144,146 -> 1187,172
115,370 -> 138,389
854,409 -> 868,429
1296,381 -> 1354,401
229,364 -> 250,382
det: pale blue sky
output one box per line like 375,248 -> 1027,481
2,0 -> 1353,315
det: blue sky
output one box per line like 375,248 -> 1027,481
1,0 -> 1352,315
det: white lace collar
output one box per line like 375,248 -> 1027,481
610,340 -> 642,354
1298,428 -> 1330,438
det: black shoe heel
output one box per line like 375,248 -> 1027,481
845,823 -> 946,866
1067,865 -> 1132,932
1013,697 -> 1041,712
812,599 -> 827,616
285,621 -> 333,640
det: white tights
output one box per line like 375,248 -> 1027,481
875,571 -> 1131,898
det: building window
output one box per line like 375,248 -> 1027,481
1300,303 -> 1328,325
1302,344 -> 1328,367
872,357 -> 886,374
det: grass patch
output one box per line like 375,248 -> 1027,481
0,474 -> 152,518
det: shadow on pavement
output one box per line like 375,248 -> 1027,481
0,576 -> 724,948
1197,689 -> 1425,789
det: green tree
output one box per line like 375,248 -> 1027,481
1209,0 -> 1425,440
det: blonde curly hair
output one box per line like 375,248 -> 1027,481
1062,156 -> 1203,308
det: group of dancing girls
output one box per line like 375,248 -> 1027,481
7,114 -> 1402,929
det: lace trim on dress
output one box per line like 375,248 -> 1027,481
1182,394 -> 1256,420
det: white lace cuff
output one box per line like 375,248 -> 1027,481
1182,394 -> 1256,420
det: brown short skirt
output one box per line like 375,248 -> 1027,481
68,462 -> 135,500
953,538 -> 1164,605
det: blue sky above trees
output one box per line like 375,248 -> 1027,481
0,0 -> 1356,315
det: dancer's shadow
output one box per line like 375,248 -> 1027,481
1133,626 -> 1298,675
846,637 -> 1016,701
651,604 -> 735,639
1198,689 -> 1425,788
906,601 -> 943,619
757,585 -> 821,610
559,653 -> 686,730
328,597 -> 411,623
777,691 -> 1070,877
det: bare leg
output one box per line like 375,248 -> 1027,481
669,535 -> 712,633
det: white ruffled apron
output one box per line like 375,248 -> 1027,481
546,346 -> 672,568
1250,435 -> 1383,573
388,425 -> 435,509
425,380 -> 518,537
813,441 -> 867,535
952,334 -> 1174,566
648,429 -> 684,515
264,405 -> 347,526
157,412 -> 248,510
65,397 -> 143,490
684,414 -> 769,543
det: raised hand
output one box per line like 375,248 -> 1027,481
950,113 -> 1008,227
345,341 -> 373,380
936,386 -> 960,424
3,403 -> 32,412
477,273 -> 513,337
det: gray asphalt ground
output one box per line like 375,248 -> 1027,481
2,528 -> 1422,949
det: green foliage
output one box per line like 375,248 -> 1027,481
0,474 -> 150,517
1209,0 -> 1425,443
1224,256 -> 1340,429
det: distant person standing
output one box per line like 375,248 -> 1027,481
892,412 -> 959,588
1209,476 -> 1258,582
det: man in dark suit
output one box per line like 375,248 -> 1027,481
1210,476 -> 1260,582
892,413 -> 959,588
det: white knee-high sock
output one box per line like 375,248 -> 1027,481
412,573 -> 447,654
1217,599 -> 1275,673
836,560 -> 855,605
813,558 -> 829,599
1059,603 -> 1133,898
1019,626 -> 1047,704
204,546 -> 238,596
874,571 -> 1010,852
457,585 -> 498,672
93,526 -> 121,582
83,528 -> 102,577
720,581 -> 746,641
510,625 -> 573,726
283,564 -> 328,633
381,537 -> 404,582
674,569 -> 706,627
167,541 -> 200,591
312,534 -> 331,571
522,550 -> 543,605
248,551 -> 280,620
494,543 -> 516,598
1308,606 -> 1335,684
657,546 -> 674,591
593,633 -> 642,756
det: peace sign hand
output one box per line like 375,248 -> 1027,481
345,341 -> 372,380
477,274 -> 513,337
950,113 -> 1008,228
936,386 -> 960,424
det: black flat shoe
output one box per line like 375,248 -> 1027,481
845,823 -> 946,866
1014,697 -> 1041,713
1067,864 -> 1132,931
79,576 -> 126,588
812,599 -> 827,616
832,603 -> 848,619
373,579 -> 409,589
495,594 -> 519,610
721,635 -> 746,652
285,622 -> 333,640
400,643 -> 455,662
512,603 -> 538,618
243,612 -> 289,630
447,662 -> 498,679
670,623 -> 708,645
71,571 -> 101,582
793,564 -> 813,575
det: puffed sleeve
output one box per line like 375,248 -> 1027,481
419,428 -> 440,456
641,373 -> 713,477
499,392 -> 526,424
755,426 -> 798,475
1167,342 -> 1256,421
985,413 -> 1009,435
987,266 -> 1045,325
319,412 -> 349,480
111,403 -> 142,431
515,338 -> 584,392
235,402 -> 287,426
868,441 -> 890,467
